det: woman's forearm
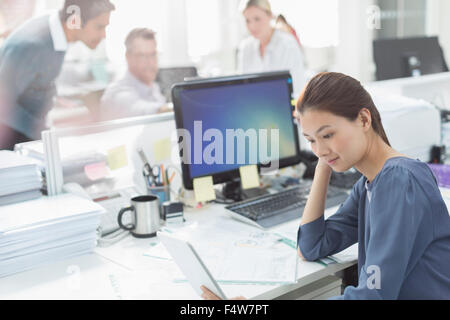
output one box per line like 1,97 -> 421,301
300,162 -> 332,226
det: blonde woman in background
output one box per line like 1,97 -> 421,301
275,14 -> 302,48
237,0 -> 306,98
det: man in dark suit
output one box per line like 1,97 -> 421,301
0,0 -> 115,150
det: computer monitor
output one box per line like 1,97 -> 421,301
156,66 -> 198,102
172,71 -> 301,191
373,36 -> 449,81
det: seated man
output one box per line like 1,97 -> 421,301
101,28 -> 170,120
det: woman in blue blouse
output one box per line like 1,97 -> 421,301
295,72 -> 450,299
201,72 -> 450,300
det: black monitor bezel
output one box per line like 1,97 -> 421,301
172,71 -> 302,190
373,36 -> 449,81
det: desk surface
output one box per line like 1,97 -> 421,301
0,203 -> 357,300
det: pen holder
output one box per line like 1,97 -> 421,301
147,184 -> 170,206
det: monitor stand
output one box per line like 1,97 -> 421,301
220,179 -> 269,202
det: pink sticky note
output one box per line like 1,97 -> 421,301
84,161 -> 108,181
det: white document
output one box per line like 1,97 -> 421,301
159,232 -> 227,299
331,244 -> 358,263
0,168 -> 41,182
0,181 -> 42,197
0,239 -> 97,278
0,217 -> 99,247
0,194 -> 105,234
0,151 -> 39,172
0,222 -> 100,255
160,218 -> 298,284
0,190 -> 42,206
0,151 -> 42,203
0,194 -> 104,279
0,232 -> 97,260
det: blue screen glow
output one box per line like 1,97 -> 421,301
179,78 -> 298,179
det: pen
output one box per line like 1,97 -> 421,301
169,172 -> 176,184
161,164 -> 166,186
164,168 -> 170,187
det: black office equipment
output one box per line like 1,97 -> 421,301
225,181 -> 349,229
156,66 -> 198,102
172,71 -> 301,193
161,201 -> 184,224
172,71 -> 349,228
373,36 -> 449,81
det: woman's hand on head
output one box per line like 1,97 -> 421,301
316,157 -> 333,175
200,286 -> 246,300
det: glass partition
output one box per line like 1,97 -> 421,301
43,114 -> 178,199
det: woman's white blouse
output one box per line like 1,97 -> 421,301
237,29 -> 307,98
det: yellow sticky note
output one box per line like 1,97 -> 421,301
193,176 -> 216,203
239,165 -> 260,190
153,137 -> 171,162
107,145 -> 128,170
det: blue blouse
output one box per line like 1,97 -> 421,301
297,157 -> 450,299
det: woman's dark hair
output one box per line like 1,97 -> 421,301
297,72 -> 391,146
59,0 -> 115,27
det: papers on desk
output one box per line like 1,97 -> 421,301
0,151 -> 43,206
438,188 -> 450,216
0,190 -> 43,208
145,219 -> 358,285
13,141 -> 45,163
271,224 -> 358,267
153,218 -> 298,285
0,194 -> 105,278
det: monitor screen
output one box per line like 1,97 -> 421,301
172,71 -> 301,190
373,36 -> 449,81
156,66 -> 198,102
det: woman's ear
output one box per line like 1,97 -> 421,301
359,108 -> 372,131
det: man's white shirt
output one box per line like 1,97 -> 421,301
101,71 -> 166,120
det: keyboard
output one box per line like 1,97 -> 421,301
225,181 -> 349,229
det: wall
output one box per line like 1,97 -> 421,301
332,0 -> 376,82
160,0 -> 190,66
428,0 -> 450,66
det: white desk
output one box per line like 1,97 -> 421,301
0,202 -> 357,300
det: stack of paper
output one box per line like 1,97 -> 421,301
0,151 -> 43,206
14,141 -> 45,163
0,194 -> 105,278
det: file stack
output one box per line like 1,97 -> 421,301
0,151 -> 43,206
0,194 -> 105,278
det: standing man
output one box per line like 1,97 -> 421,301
100,28 -> 171,121
0,0 -> 115,150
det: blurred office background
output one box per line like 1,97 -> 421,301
1,0 -> 450,123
